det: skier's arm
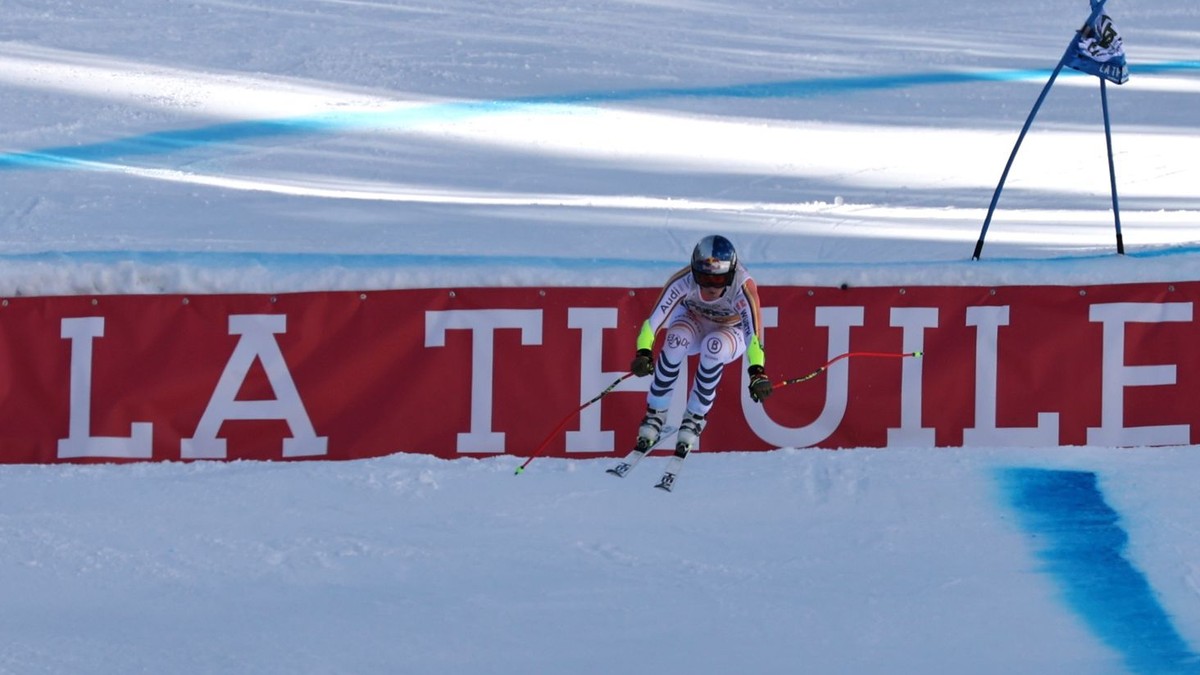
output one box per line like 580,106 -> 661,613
747,334 -> 765,368
636,267 -> 691,351
741,278 -> 766,369
636,319 -> 657,352
631,267 -> 690,376
741,278 -> 772,402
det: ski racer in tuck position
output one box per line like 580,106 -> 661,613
608,234 -> 773,490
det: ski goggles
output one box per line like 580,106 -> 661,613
693,271 -> 732,288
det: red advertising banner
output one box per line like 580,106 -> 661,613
0,281 -> 1195,463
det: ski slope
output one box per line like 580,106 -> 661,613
2,1 -> 1200,672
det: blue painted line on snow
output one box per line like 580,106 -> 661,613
1,60 -> 1197,172
0,249 -> 679,270
0,240 -> 1195,271
998,468 -> 1199,673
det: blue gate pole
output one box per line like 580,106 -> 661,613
972,0 -> 1109,260
1100,78 -> 1124,254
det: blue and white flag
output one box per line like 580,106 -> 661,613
1066,10 -> 1129,84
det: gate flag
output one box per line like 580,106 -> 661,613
1066,9 -> 1129,84
972,0 -> 1129,261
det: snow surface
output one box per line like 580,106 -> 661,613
2,0 -> 1200,672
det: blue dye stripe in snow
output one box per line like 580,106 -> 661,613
2,241 -> 1199,270
0,60 -> 1197,171
998,468 -> 1199,673
0,249 -> 683,270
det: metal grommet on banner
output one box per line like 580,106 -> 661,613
91,298 -> 99,306
182,297 -> 190,305
1079,289 -> 1088,297
449,290 -> 456,299
359,293 -> 367,301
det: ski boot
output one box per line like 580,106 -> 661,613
655,411 -> 705,491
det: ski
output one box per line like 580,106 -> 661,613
605,452 -> 644,478
653,445 -> 690,492
606,425 -> 677,477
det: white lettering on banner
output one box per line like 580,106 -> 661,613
58,317 -> 153,459
888,308 -> 938,446
963,306 -> 1059,446
181,314 -> 327,459
743,306 -> 864,447
425,309 -> 542,454
565,308 -> 661,453
1087,302 -> 1192,446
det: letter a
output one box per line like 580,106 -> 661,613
182,314 -> 327,459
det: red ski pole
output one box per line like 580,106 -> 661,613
775,351 -> 922,388
515,372 -> 635,475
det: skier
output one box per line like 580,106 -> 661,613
607,234 -> 772,490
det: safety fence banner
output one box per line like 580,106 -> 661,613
0,281 -> 1196,463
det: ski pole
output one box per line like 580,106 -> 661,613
515,372 -> 635,475
775,351 -> 922,388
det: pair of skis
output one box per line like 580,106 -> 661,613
514,351 -> 925,485
605,425 -> 688,492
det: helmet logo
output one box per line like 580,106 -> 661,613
697,256 -> 732,274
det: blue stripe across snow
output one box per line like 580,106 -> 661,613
0,61 -> 1196,171
2,244 -> 1199,270
0,250 -> 680,269
998,468 -> 1199,673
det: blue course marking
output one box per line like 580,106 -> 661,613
0,249 -> 680,270
1,60 -> 1197,172
998,468 -> 1199,673
0,239 -> 1195,271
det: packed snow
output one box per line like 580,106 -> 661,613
1,1 -> 1199,672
